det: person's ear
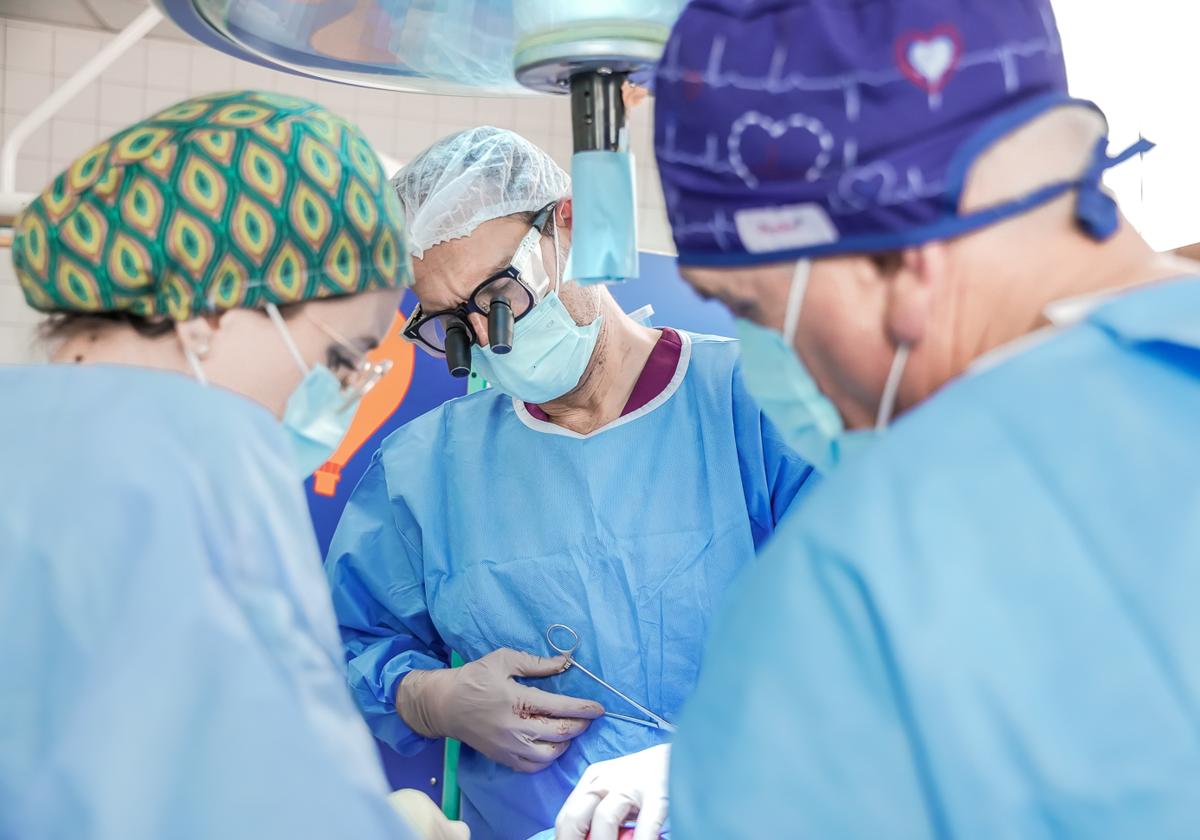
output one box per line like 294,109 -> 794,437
885,243 -> 946,347
173,315 -> 218,358
556,198 -> 573,233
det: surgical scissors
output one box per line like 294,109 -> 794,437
545,624 -> 677,733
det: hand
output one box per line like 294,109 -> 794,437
622,81 -> 649,111
386,789 -> 470,840
555,744 -> 670,840
396,648 -> 605,773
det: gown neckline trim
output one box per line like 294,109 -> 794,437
510,331 -> 694,439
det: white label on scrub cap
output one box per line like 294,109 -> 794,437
734,203 -> 838,253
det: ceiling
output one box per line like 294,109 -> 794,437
0,0 -> 188,40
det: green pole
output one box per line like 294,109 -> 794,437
441,651 -> 464,820
443,371 -> 485,820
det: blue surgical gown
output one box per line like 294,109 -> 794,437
325,332 -> 814,840
672,277 -> 1200,838
0,365 -> 414,840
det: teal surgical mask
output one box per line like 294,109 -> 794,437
281,364 -> 360,478
183,304 -> 385,479
736,260 -> 909,473
470,218 -> 602,404
265,304 -> 389,479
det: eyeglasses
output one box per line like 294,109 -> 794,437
402,266 -> 538,356
402,221 -> 550,377
408,222 -> 549,355
302,310 -> 393,405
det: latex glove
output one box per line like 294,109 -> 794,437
555,744 -> 670,840
396,648 -> 605,773
387,789 -> 470,840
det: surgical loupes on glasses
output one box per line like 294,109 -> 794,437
443,319 -> 472,378
488,294 -> 514,354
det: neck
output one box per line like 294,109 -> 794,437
52,326 -> 191,374
50,326 -> 291,418
538,296 -> 660,435
957,222 -> 1193,371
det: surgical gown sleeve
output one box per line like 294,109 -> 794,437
731,359 -> 816,544
326,449 -> 450,755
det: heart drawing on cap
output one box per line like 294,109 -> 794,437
681,69 -> 706,102
727,111 -> 834,190
896,25 -> 964,94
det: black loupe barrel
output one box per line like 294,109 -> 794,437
489,297 -> 514,354
444,321 -> 472,378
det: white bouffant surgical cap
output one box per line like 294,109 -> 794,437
391,126 -> 571,258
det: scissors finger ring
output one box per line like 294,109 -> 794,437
546,624 -> 580,658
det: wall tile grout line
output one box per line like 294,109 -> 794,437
0,15 -> 672,364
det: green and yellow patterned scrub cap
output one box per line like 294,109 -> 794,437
12,90 -> 412,319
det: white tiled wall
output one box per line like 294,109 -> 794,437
0,16 -> 672,365
0,256 -> 41,363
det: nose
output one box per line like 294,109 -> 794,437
468,312 -> 490,347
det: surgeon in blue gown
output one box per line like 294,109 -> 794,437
632,0 -> 1200,837
325,127 -> 814,840
0,93 -> 460,839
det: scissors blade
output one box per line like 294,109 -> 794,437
605,711 -> 674,731
604,690 -> 677,732
549,625 -> 678,732
570,660 -> 678,731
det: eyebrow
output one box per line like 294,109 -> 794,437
734,297 -> 761,317
347,335 -> 379,354
417,288 -> 466,314
480,256 -> 511,282
695,285 -> 755,316
422,257 -> 512,313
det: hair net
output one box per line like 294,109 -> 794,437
392,126 -> 570,258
